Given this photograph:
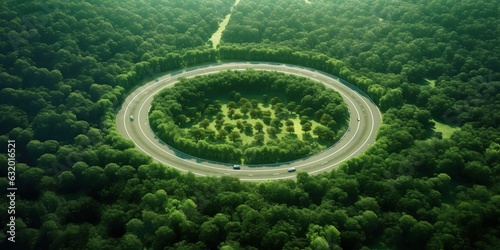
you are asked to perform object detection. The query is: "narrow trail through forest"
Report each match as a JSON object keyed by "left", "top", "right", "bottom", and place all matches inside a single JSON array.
[{"left": 209, "top": 0, "right": 241, "bottom": 48}]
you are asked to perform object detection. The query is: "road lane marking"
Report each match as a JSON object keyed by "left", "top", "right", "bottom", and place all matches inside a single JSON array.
[{"left": 119, "top": 62, "right": 381, "bottom": 180}]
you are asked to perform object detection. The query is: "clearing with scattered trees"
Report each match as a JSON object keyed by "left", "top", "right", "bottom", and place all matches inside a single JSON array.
[{"left": 150, "top": 70, "right": 348, "bottom": 164}]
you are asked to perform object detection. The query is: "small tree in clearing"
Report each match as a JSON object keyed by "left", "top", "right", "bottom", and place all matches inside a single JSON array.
[
  {"left": 267, "top": 127, "right": 277, "bottom": 136},
  {"left": 217, "top": 129, "right": 228, "bottom": 139},
  {"left": 199, "top": 119, "right": 210, "bottom": 129},
  {"left": 254, "top": 122, "right": 264, "bottom": 132},
  {"left": 254, "top": 133, "right": 265, "bottom": 143},
  {"left": 302, "top": 122, "right": 312, "bottom": 133},
  {"left": 229, "top": 131, "right": 241, "bottom": 142}
]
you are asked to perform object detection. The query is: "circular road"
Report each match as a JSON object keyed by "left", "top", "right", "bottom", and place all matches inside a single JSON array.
[{"left": 116, "top": 62, "right": 382, "bottom": 181}]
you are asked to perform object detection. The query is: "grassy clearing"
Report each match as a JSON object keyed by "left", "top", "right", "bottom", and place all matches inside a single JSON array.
[
  {"left": 208, "top": 0, "right": 241, "bottom": 48},
  {"left": 210, "top": 103, "right": 323, "bottom": 144},
  {"left": 433, "top": 119, "right": 460, "bottom": 139}
]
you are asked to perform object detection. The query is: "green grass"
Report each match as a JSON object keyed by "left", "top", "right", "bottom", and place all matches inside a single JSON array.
[
  {"left": 433, "top": 119, "right": 460, "bottom": 139},
  {"left": 181, "top": 96, "right": 330, "bottom": 146},
  {"left": 423, "top": 78, "right": 436, "bottom": 88},
  {"left": 208, "top": 103, "right": 323, "bottom": 144}
]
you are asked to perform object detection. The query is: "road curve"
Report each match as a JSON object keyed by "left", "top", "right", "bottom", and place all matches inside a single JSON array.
[{"left": 116, "top": 62, "right": 382, "bottom": 181}]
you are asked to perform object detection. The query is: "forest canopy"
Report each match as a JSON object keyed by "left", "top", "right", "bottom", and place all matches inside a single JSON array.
[
  {"left": 149, "top": 70, "right": 348, "bottom": 164},
  {"left": 0, "top": 0, "right": 499, "bottom": 249}
]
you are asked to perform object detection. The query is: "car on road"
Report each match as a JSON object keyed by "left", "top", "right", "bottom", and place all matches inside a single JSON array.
[
  {"left": 118, "top": 62, "right": 381, "bottom": 180},
  {"left": 287, "top": 167, "right": 296, "bottom": 172},
  {"left": 233, "top": 165, "right": 241, "bottom": 170},
  {"left": 357, "top": 118, "right": 360, "bottom": 122}
]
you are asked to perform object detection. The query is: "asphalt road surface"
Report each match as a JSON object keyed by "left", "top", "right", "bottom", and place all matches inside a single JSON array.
[{"left": 116, "top": 62, "right": 382, "bottom": 181}]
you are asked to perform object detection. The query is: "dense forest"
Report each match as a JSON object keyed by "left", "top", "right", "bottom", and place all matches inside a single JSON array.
[
  {"left": 1, "top": 0, "right": 499, "bottom": 249},
  {"left": 150, "top": 70, "right": 348, "bottom": 164}
]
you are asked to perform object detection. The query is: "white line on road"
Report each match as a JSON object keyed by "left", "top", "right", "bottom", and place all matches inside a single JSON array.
[{"left": 117, "top": 62, "right": 382, "bottom": 181}]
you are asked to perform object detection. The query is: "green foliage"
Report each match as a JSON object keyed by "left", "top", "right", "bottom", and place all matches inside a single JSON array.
[
  {"left": 149, "top": 70, "right": 348, "bottom": 164},
  {"left": 1, "top": 0, "right": 499, "bottom": 249}
]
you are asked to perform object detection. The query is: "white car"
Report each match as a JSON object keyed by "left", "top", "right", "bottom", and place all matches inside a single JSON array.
[
  {"left": 233, "top": 165, "right": 241, "bottom": 170},
  {"left": 130, "top": 115, "right": 134, "bottom": 121},
  {"left": 287, "top": 167, "right": 296, "bottom": 172}
]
